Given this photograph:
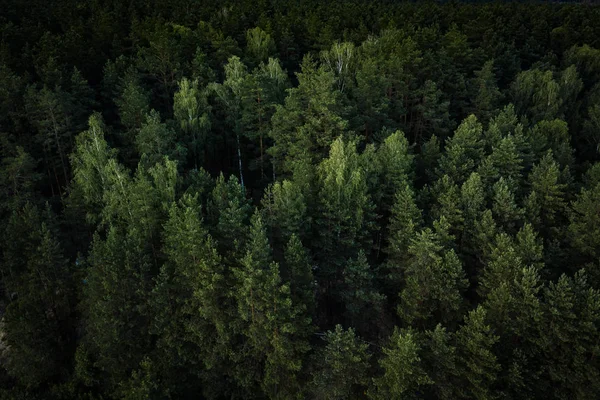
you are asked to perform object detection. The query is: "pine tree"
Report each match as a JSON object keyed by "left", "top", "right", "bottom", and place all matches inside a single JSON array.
[
  {"left": 539, "top": 271, "right": 600, "bottom": 399},
  {"left": 70, "top": 113, "right": 117, "bottom": 224},
  {"left": 207, "top": 173, "right": 251, "bottom": 261},
  {"left": 116, "top": 69, "right": 150, "bottom": 133},
  {"left": 79, "top": 226, "right": 154, "bottom": 392},
  {"left": 470, "top": 60, "right": 502, "bottom": 123},
  {"left": 1, "top": 204, "right": 75, "bottom": 388},
  {"left": 479, "top": 135, "right": 524, "bottom": 192},
  {"left": 385, "top": 184, "right": 422, "bottom": 286},
  {"left": 568, "top": 171, "right": 600, "bottom": 262},
  {"left": 316, "top": 137, "right": 375, "bottom": 280},
  {"left": 342, "top": 250, "right": 385, "bottom": 331},
  {"left": 268, "top": 55, "right": 349, "bottom": 177},
  {"left": 437, "top": 115, "right": 485, "bottom": 185},
  {"left": 411, "top": 79, "right": 453, "bottom": 142},
  {"left": 232, "top": 212, "right": 310, "bottom": 398},
  {"left": 370, "top": 329, "right": 432, "bottom": 399},
  {"left": 173, "top": 77, "right": 211, "bottom": 169},
  {"left": 422, "top": 325, "right": 457, "bottom": 400},
  {"left": 430, "top": 175, "right": 464, "bottom": 234},
  {"left": 460, "top": 172, "right": 486, "bottom": 225},
  {"left": 283, "top": 234, "right": 316, "bottom": 317},
  {"left": 136, "top": 110, "right": 186, "bottom": 168},
  {"left": 261, "top": 179, "right": 308, "bottom": 249},
  {"left": 515, "top": 223, "right": 544, "bottom": 271},
  {"left": 524, "top": 151, "right": 567, "bottom": 236},
  {"left": 149, "top": 194, "right": 227, "bottom": 395},
  {"left": 454, "top": 306, "right": 501, "bottom": 400},
  {"left": 479, "top": 233, "right": 522, "bottom": 298},
  {"left": 492, "top": 177, "right": 524, "bottom": 233},
  {"left": 310, "top": 325, "right": 371, "bottom": 400},
  {"left": 375, "top": 129, "right": 414, "bottom": 214},
  {"left": 399, "top": 223, "right": 468, "bottom": 328},
  {"left": 482, "top": 266, "right": 544, "bottom": 399}
]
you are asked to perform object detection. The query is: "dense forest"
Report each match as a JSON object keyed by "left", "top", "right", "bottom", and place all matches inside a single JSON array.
[{"left": 1, "top": 0, "right": 600, "bottom": 398}]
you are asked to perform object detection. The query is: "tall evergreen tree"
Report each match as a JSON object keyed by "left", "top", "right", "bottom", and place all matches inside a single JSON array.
[
  {"left": 370, "top": 329, "right": 432, "bottom": 399},
  {"left": 398, "top": 221, "right": 468, "bottom": 328},
  {"left": 1, "top": 205, "right": 75, "bottom": 389},
  {"left": 315, "top": 137, "right": 375, "bottom": 281},
  {"left": 454, "top": 306, "right": 501, "bottom": 400},
  {"left": 232, "top": 212, "right": 310, "bottom": 398},
  {"left": 310, "top": 325, "right": 371, "bottom": 400}
]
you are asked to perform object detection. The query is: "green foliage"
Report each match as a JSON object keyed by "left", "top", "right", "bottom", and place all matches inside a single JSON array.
[
  {"left": 232, "top": 212, "right": 310, "bottom": 398},
  {"left": 1, "top": 205, "right": 74, "bottom": 389},
  {"left": 569, "top": 174, "right": 600, "bottom": 261},
  {"left": 245, "top": 27, "right": 276, "bottom": 67},
  {"left": 398, "top": 222, "right": 468, "bottom": 328},
  {"left": 371, "top": 329, "right": 432, "bottom": 399},
  {"left": 316, "top": 137, "right": 375, "bottom": 278},
  {"left": 4, "top": 2, "right": 600, "bottom": 397},
  {"left": 208, "top": 173, "right": 251, "bottom": 260},
  {"left": 454, "top": 306, "right": 501, "bottom": 400},
  {"left": 269, "top": 55, "right": 349, "bottom": 176},
  {"left": 438, "top": 115, "right": 485, "bottom": 184},
  {"left": 342, "top": 251, "right": 385, "bottom": 330},
  {"left": 310, "top": 325, "right": 371, "bottom": 400},
  {"left": 173, "top": 77, "right": 211, "bottom": 168},
  {"left": 136, "top": 110, "right": 186, "bottom": 167},
  {"left": 470, "top": 60, "right": 502, "bottom": 123},
  {"left": 385, "top": 184, "right": 422, "bottom": 285}
]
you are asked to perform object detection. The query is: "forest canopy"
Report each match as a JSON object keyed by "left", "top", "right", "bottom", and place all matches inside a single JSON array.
[{"left": 1, "top": 0, "right": 600, "bottom": 398}]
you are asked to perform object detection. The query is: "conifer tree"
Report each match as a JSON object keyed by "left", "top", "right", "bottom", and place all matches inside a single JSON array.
[
  {"left": 524, "top": 151, "right": 567, "bottom": 236},
  {"left": 538, "top": 271, "right": 600, "bottom": 399},
  {"left": 269, "top": 55, "right": 349, "bottom": 177},
  {"left": 385, "top": 184, "right": 422, "bottom": 286},
  {"left": 470, "top": 60, "right": 502, "bottom": 123},
  {"left": 173, "top": 77, "right": 211, "bottom": 168},
  {"left": 430, "top": 175, "right": 464, "bottom": 234},
  {"left": 283, "top": 234, "right": 316, "bottom": 317},
  {"left": 207, "top": 173, "right": 251, "bottom": 261},
  {"left": 422, "top": 325, "right": 457, "bottom": 400},
  {"left": 116, "top": 69, "right": 151, "bottom": 133},
  {"left": 261, "top": 179, "right": 308, "bottom": 249},
  {"left": 316, "top": 137, "right": 375, "bottom": 280},
  {"left": 310, "top": 325, "right": 371, "bottom": 400},
  {"left": 1, "top": 204, "right": 75, "bottom": 389},
  {"left": 136, "top": 109, "right": 186, "bottom": 168},
  {"left": 399, "top": 222, "right": 468, "bottom": 328},
  {"left": 370, "top": 329, "right": 432, "bottom": 399},
  {"left": 437, "top": 114, "right": 485, "bottom": 185},
  {"left": 375, "top": 129, "right": 414, "bottom": 214},
  {"left": 492, "top": 177, "right": 524, "bottom": 233},
  {"left": 232, "top": 212, "right": 310, "bottom": 398},
  {"left": 149, "top": 194, "right": 227, "bottom": 395},
  {"left": 568, "top": 171, "right": 600, "bottom": 263},
  {"left": 454, "top": 306, "right": 501, "bottom": 400},
  {"left": 342, "top": 250, "right": 385, "bottom": 330},
  {"left": 70, "top": 113, "right": 117, "bottom": 224}
]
